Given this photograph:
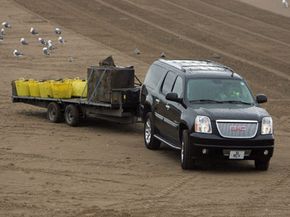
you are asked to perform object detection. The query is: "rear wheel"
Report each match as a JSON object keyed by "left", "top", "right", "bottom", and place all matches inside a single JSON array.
[
  {"left": 47, "top": 102, "right": 63, "bottom": 123},
  {"left": 144, "top": 113, "right": 161, "bottom": 150},
  {"left": 181, "top": 130, "right": 194, "bottom": 170},
  {"left": 64, "top": 104, "right": 80, "bottom": 127},
  {"left": 255, "top": 159, "right": 270, "bottom": 171}
]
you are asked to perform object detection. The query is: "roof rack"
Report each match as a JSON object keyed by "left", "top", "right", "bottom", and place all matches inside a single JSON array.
[{"left": 159, "top": 59, "right": 235, "bottom": 76}]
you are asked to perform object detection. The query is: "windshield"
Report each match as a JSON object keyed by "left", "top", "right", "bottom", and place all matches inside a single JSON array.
[{"left": 186, "top": 78, "right": 254, "bottom": 104}]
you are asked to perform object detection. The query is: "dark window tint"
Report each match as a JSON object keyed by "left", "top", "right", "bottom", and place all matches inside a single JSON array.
[
  {"left": 144, "top": 64, "right": 167, "bottom": 89},
  {"left": 162, "top": 71, "right": 176, "bottom": 95},
  {"left": 186, "top": 78, "right": 254, "bottom": 103},
  {"left": 172, "top": 76, "right": 183, "bottom": 98}
]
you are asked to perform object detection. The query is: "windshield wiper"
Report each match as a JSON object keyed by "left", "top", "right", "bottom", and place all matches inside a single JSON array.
[
  {"left": 189, "top": 99, "right": 223, "bottom": 103},
  {"left": 221, "top": 100, "right": 253, "bottom": 105}
]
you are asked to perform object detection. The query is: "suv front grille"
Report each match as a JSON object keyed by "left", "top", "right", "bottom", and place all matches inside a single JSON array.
[{"left": 216, "top": 120, "right": 258, "bottom": 139}]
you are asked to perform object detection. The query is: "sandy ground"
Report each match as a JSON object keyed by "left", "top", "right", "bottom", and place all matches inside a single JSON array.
[{"left": 0, "top": 0, "right": 290, "bottom": 216}]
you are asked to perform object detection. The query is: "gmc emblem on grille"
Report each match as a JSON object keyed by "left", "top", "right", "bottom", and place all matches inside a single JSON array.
[{"left": 230, "top": 125, "right": 246, "bottom": 132}]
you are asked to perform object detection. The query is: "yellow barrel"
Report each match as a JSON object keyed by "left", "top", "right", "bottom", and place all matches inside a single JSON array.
[
  {"left": 15, "top": 79, "right": 30, "bottom": 96},
  {"left": 51, "top": 81, "right": 72, "bottom": 99},
  {"left": 72, "top": 78, "right": 87, "bottom": 97},
  {"left": 28, "top": 80, "right": 40, "bottom": 97},
  {"left": 39, "top": 80, "right": 54, "bottom": 98}
]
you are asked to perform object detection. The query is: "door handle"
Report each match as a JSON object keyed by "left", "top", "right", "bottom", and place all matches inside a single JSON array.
[
  {"left": 165, "top": 104, "right": 170, "bottom": 110},
  {"left": 155, "top": 99, "right": 160, "bottom": 103}
]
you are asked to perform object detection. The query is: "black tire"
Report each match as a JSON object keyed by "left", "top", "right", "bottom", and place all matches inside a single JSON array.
[
  {"left": 144, "top": 113, "right": 161, "bottom": 150},
  {"left": 181, "top": 130, "right": 194, "bottom": 170},
  {"left": 64, "top": 104, "right": 80, "bottom": 127},
  {"left": 255, "top": 159, "right": 270, "bottom": 171},
  {"left": 47, "top": 102, "right": 63, "bottom": 123}
]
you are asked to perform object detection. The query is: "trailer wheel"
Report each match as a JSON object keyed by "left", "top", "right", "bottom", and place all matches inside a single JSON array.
[
  {"left": 47, "top": 102, "right": 63, "bottom": 123},
  {"left": 64, "top": 104, "right": 80, "bottom": 127}
]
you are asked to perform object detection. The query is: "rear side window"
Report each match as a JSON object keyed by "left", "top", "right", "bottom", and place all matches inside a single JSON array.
[
  {"left": 172, "top": 76, "right": 183, "bottom": 97},
  {"left": 144, "top": 64, "right": 167, "bottom": 89},
  {"left": 162, "top": 71, "right": 176, "bottom": 95}
]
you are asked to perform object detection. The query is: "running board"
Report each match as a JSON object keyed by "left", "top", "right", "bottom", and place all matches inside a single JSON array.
[{"left": 154, "top": 135, "right": 181, "bottom": 150}]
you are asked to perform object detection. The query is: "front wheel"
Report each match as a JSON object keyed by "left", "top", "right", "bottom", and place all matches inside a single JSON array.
[
  {"left": 255, "top": 159, "right": 270, "bottom": 171},
  {"left": 181, "top": 130, "right": 194, "bottom": 170},
  {"left": 144, "top": 113, "right": 161, "bottom": 150},
  {"left": 64, "top": 104, "right": 80, "bottom": 127}
]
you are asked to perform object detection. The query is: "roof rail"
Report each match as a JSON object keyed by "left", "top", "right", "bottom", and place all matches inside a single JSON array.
[{"left": 159, "top": 59, "right": 235, "bottom": 76}]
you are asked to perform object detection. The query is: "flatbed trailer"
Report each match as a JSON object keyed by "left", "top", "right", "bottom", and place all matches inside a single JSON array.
[{"left": 12, "top": 87, "right": 141, "bottom": 126}]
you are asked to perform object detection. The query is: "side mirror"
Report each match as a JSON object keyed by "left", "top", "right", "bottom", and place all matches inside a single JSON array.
[
  {"left": 256, "top": 94, "right": 267, "bottom": 104},
  {"left": 166, "top": 93, "right": 183, "bottom": 103}
]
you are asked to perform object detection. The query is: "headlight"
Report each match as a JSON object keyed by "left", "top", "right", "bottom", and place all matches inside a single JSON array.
[
  {"left": 261, "top": 117, "right": 273, "bottom": 135},
  {"left": 195, "top": 116, "right": 212, "bottom": 134}
]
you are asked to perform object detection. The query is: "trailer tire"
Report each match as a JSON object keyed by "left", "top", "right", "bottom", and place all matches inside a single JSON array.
[
  {"left": 64, "top": 104, "right": 80, "bottom": 127},
  {"left": 47, "top": 102, "right": 63, "bottom": 123}
]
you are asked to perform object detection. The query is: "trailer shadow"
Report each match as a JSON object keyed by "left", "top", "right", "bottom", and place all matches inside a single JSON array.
[{"left": 80, "top": 117, "right": 144, "bottom": 134}]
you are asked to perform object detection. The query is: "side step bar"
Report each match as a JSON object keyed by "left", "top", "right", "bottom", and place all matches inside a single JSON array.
[{"left": 154, "top": 135, "right": 181, "bottom": 150}]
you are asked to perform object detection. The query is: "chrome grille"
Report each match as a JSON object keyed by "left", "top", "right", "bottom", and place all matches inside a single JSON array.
[{"left": 216, "top": 120, "right": 258, "bottom": 138}]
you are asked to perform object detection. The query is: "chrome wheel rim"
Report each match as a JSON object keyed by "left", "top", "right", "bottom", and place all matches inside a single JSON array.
[
  {"left": 181, "top": 140, "right": 185, "bottom": 163},
  {"left": 145, "top": 119, "right": 152, "bottom": 144}
]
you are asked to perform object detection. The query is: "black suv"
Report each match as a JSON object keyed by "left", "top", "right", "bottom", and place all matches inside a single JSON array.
[{"left": 140, "top": 59, "right": 274, "bottom": 170}]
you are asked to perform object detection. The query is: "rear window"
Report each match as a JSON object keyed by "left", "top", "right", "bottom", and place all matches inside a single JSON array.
[{"left": 144, "top": 64, "right": 167, "bottom": 89}]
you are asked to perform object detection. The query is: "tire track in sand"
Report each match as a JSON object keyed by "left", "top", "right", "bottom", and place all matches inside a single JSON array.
[{"left": 95, "top": 0, "right": 290, "bottom": 81}]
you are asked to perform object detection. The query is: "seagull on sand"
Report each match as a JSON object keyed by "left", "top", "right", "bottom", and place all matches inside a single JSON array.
[
  {"left": 2, "top": 21, "right": 11, "bottom": 28},
  {"left": 38, "top": 37, "right": 47, "bottom": 46},
  {"left": 54, "top": 27, "right": 61, "bottom": 35},
  {"left": 58, "top": 36, "right": 64, "bottom": 44},
  {"left": 47, "top": 40, "right": 54, "bottom": 50},
  {"left": 42, "top": 47, "right": 50, "bottom": 56},
  {"left": 1, "top": 28, "right": 5, "bottom": 35},
  {"left": 20, "top": 38, "right": 28, "bottom": 45},
  {"left": 282, "top": 0, "right": 289, "bottom": 7},
  {"left": 30, "top": 27, "right": 38, "bottom": 35},
  {"left": 134, "top": 48, "right": 141, "bottom": 55},
  {"left": 13, "top": 49, "right": 23, "bottom": 57},
  {"left": 160, "top": 52, "right": 166, "bottom": 58}
]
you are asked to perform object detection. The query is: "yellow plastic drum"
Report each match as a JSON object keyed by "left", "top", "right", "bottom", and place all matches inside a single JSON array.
[
  {"left": 72, "top": 79, "right": 87, "bottom": 97},
  {"left": 15, "top": 79, "right": 30, "bottom": 96},
  {"left": 51, "top": 81, "right": 72, "bottom": 99},
  {"left": 39, "top": 80, "right": 54, "bottom": 98},
  {"left": 28, "top": 80, "right": 40, "bottom": 97}
]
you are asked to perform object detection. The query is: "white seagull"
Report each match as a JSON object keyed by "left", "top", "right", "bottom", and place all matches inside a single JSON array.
[
  {"left": 58, "top": 36, "right": 64, "bottom": 44},
  {"left": 160, "top": 52, "right": 166, "bottom": 58},
  {"left": 20, "top": 38, "right": 28, "bottom": 45},
  {"left": 47, "top": 40, "right": 54, "bottom": 50},
  {"left": 282, "top": 0, "right": 289, "bottom": 7},
  {"left": 13, "top": 49, "right": 23, "bottom": 57},
  {"left": 30, "top": 27, "right": 38, "bottom": 35},
  {"left": 134, "top": 48, "right": 141, "bottom": 55},
  {"left": 2, "top": 21, "right": 11, "bottom": 28},
  {"left": 38, "top": 37, "right": 47, "bottom": 46},
  {"left": 42, "top": 47, "right": 50, "bottom": 56},
  {"left": 1, "top": 28, "right": 5, "bottom": 35},
  {"left": 54, "top": 27, "right": 61, "bottom": 35}
]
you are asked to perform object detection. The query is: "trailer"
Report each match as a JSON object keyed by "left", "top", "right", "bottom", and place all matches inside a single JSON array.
[{"left": 12, "top": 63, "right": 141, "bottom": 126}]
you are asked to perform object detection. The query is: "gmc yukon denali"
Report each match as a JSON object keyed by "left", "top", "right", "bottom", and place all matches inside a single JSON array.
[{"left": 140, "top": 59, "right": 274, "bottom": 170}]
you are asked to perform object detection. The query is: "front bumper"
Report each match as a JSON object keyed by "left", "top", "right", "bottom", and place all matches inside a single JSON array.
[{"left": 190, "top": 132, "right": 274, "bottom": 160}]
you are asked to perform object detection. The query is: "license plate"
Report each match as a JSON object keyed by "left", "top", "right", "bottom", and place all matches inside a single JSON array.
[{"left": 229, "top": 150, "right": 245, "bottom": 159}]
